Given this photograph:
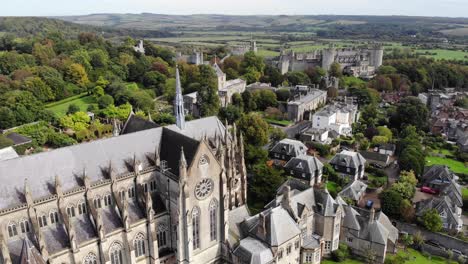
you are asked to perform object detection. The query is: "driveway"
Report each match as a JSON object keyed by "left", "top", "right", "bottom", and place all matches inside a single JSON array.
[
  {"left": 384, "top": 162, "right": 400, "bottom": 185},
  {"left": 282, "top": 121, "right": 311, "bottom": 138}
]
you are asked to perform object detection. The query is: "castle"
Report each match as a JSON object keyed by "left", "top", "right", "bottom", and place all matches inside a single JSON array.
[{"left": 278, "top": 45, "right": 384, "bottom": 78}]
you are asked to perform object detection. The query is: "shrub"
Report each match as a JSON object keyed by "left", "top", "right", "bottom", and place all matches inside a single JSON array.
[{"left": 331, "top": 243, "right": 350, "bottom": 262}]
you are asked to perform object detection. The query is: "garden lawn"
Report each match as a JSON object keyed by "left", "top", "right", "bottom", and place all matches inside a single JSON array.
[
  {"left": 393, "top": 248, "right": 457, "bottom": 264},
  {"left": 425, "top": 156, "right": 468, "bottom": 174},
  {"left": 46, "top": 94, "right": 97, "bottom": 117},
  {"left": 263, "top": 118, "right": 292, "bottom": 127},
  {"left": 322, "top": 259, "right": 362, "bottom": 264}
]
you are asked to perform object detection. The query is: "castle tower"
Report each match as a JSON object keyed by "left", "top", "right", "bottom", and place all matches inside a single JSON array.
[
  {"left": 322, "top": 46, "right": 337, "bottom": 71},
  {"left": 174, "top": 66, "right": 186, "bottom": 130},
  {"left": 369, "top": 44, "right": 384, "bottom": 68}
]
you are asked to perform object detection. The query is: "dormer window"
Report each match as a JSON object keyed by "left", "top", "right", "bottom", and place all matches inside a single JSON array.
[{"left": 296, "top": 162, "right": 303, "bottom": 169}]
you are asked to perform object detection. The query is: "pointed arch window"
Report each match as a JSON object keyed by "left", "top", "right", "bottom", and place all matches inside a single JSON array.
[
  {"left": 67, "top": 204, "right": 76, "bottom": 217},
  {"left": 209, "top": 199, "right": 218, "bottom": 241},
  {"left": 20, "top": 219, "right": 30, "bottom": 233},
  {"left": 78, "top": 201, "right": 87, "bottom": 215},
  {"left": 83, "top": 252, "right": 98, "bottom": 264},
  {"left": 104, "top": 194, "right": 113, "bottom": 207},
  {"left": 192, "top": 207, "right": 200, "bottom": 250},
  {"left": 133, "top": 233, "right": 146, "bottom": 257},
  {"left": 7, "top": 222, "right": 17, "bottom": 237},
  {"left": 38, "top": 215, "right": 48, "bottom": 227},
  {"left": 119, "top": 189, "right": 126, "bottom": 201},
  {"left": 128, "top": 186, "right": 135, "bottom": 199},
  {"left": 94, "top": 196, "right": 102, "bottom": 209},
  {"left": 110, "top": 242, "right": 124, "bottom": 264},
  {"left": 50, "top": 210, "right": 59, "bottom": 224}
]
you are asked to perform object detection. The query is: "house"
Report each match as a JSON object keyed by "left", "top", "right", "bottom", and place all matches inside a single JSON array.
[
  {"left": 299, "top": 127, "right": 331, "bottom": 144},
  {"left": 359, "top": 151, "right": 390, "bottom": 168},
  {"left": 287, "top": 88, "right": 327, "bottom": 122},
  {"left": 311, "top": 102, "right": 359, "bottom": 137},
  {"left": 341, "top": 206, "right": 398, "bottom": 263},
  {"left": 457, "top": 135, "right": 468, "bottom": 153},
  {"left": 269, "top": 138, "right": 308, "bottom": 162},
  {"left": 329, "top": 150, "right": 367, "bottom": 181},
  {"left": 213, "top": 63, "right": 246, "bottom": 106},
  {"left": 283, "top": 155, "right": 324, "bottom": 185},
  {"left": 415, "top": 196, "right": 463, "bottom": 232},
  {"left": 378, "top": 143, "right": 396, "bottom": 156},
  {"left": 183, "top": 91, "right": 200, "bottom": 116},
  {"left": 338, "top": 180, "right": 368, "bottom": 204},
  {"left": 420, "top": 165, "right": 458, "bottom": 192}
]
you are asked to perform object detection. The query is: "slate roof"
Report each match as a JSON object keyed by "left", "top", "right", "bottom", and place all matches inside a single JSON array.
[
  {"left": 338, "top": 180, "right": 368, "bottom": 202},
  {"left": 329, "top": 150, "right": 366, "bottom": 169},
  {"left": 284, "top": 155, "right": 323, "bottom": 176},
  {"left": 241, "top": 206, "right": 300, "bottom": 247},
  {"left": 233, "top": 237, "right": 274, "bottom": 264},
  {"left": 160, "top": 128, "right": 199, "bottom": 177},
  {"left": 421, "top": 165, "right": 457, "bottom": 187},
  {"left": 0, "top": 116, "right": 226, "bottom": 210},
  {"left": 41, "top": 225, "right": 69, "bottom": 253},
  {"left": 342, "top": 206, "right": 398, "bottom": 245},
  {"left": 5, "top": 132, "right": 32, "bottom": 146},
  {"left": 270, "top": 139, "right": 307, "bottom": 158},
  {"left": 18, "top": 237, "right": 46, "bottom": 264},
  {"left": 359, "top": 151, "right": 389, "bottom": 163},
  {"left": 302, "top": 234, "right": 322, "bottom": 249},
  {"left": 120, "top": 112, "right": 159, "bottom": 135},
  {"left": 228, "top": 205, "right": 251, "bottom": 246},
  {"left": 415, "top": 196, "right": 462, "bottom": 228}
]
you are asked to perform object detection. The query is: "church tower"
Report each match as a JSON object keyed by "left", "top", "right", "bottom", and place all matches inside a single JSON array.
[{"left": 174, "top": 66, "right": 186, "bottom": 130}]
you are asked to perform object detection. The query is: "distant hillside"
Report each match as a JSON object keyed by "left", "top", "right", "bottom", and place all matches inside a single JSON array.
[
  {"left": 56, "top": 14, "right": 468, "bottom": 39},
  {"left": 0, "top": 17, "right": 173, "bottom": 38}
]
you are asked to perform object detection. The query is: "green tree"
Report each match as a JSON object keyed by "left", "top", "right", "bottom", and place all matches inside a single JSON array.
[
  {"left": 21, "top": 77, "right": 55, "bottom": 102},
  {"left": 0, "top": 107, "right": 17, "bottom": 129},
  {"left": 252, "top": 90, "right": 278, "bottom": 111},
  {"left": 66, "top": 63, "right": 90, "bottom": 87},
  {"left": 305, "top": 66, "right": 326, "bottom": 84},
  {"left": 67, "top": 104, "right": 80, "bottom": 115},
  {"left": 286, "top": 71, "right": 310, "bottom": 86},
  {"left": 218, "top": 105, "right": 242, "bottom": 124},
  {"left": 400, "top": 199, "right": 415, "bottom": 222},
  {"left": 329, "top": 62, "right": 342, "bottom": 78},
  {"left": 98, "top": 95, "right": 114, "bottom": 109},
  {"left": 261, "top": 64, "right": 284, "bottom": 87},
  {"left": 241, "top": 51, "right": 265, "bottom": 73},
  {"left": 390, "top": 97, "right": 428, "bottom": 131},
  {"left": 237, "top": 113, "right": 270, "bottom": 146},
  {"left": 401, "top": 233, "right": 413, "bottom": 251},
  {"left": 372, "top": 136, "right": 389, "bottom": 145},
  {"left": 421, "top": 208, "right": 443, "bottom": 232},
  {"left": 197, "top": 65, "right": 220, "bottom": 116},
  {"left": 377, "top": 126, "right": 393, "bottom": 141},
  {"left": 250, "top": 163, "right": 284, "bottom": 204},
  {"left": 275, "top": 88, "right": 291, "bottom": 102},
  {"left": 242, "top": 90, "right": 257, "bottom": 112},
  {"left": 380, "top": 189, "right": 403, "bottom": 218},
  {"left": 32, "top": 42, "right": 56, "bottom": 65},
  {"left": 89, "top": 49, "right": 109, "bottom": 68}
]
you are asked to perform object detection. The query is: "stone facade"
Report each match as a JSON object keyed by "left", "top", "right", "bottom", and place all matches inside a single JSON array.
[
  {"left": 278, "top": 45, "right": 383, "bottom": 77},
  {"left": 287, "top": 88, "right": 328, "bottom": 122}
]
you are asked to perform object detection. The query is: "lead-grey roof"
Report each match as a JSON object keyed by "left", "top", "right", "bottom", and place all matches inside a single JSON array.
[
  {"left": 228, "top": 205, "right": 251, "bottom": 246},
  {"left": 0, "top": 117, "right": 227, "bottom": 210},
  {"left": 342, "top": 206, "right": 398, "bottom": 245},
  {"left": 0, "top": 147, "right": 19, "bottom": 161},
  {"left": 233, "top": 237, "right": 274, "bottom": 264},
  {"left": 330, "top": 150, "right": 366, "bottom": 169},
  {"left": 270, "top": 139, "right": 307, "bottom": 158},
  {"left": 338, "top": 180, "right": 368, "bottom": 202},
  {"left": 120, "top": 112, "right": 159, "bottom": 135},
  {"left": 284, "top": 155, "right": 323, "bottom": 175}
]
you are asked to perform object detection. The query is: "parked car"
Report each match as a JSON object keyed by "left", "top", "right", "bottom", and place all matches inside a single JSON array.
[
  {"left": 421, "top": 186, "right": 439, "bottom": 195},
  {"left": 365, "top": 200, "right": 374, "bottom": 209}
]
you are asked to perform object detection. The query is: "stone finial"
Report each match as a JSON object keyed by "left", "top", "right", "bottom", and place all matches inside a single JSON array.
[
  {"left": 55, "top": 175, "right": 63, "bottom": 197},
  {"left": 179, "top": 147, "right": 187, "bottom": 169},
  {"left": 174, "top": 65, "right": 186, "bottom": 130},
  {"left": 24, "top": 178, "right": 33, "bottom": 205},
  {"left": 154, "top": 145, "right": 160, "bottom": 167},
  {"left": 83, "top": 168, "right": 91, "bottom": 189},
  {"left": 122, "top": 199, "right": 130, "bottom": 230}
]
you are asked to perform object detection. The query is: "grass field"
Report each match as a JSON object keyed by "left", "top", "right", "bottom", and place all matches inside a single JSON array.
[
  {"left": 323, "top": 249, "right": 456, "bottom": 264},
  {"left": 416, "top": 49, "right": 468, "bottom": 61},
  {"left": 263, "top": 117, "right": 292, "bottom": 126},
  {"left": 322, "top": 259, "right": 361, "bottom": 264},
  {"left": 425, "top": 156, "right": 468, "bottom": 174},
  {"left": 46, "top": 94, "right": 97, "bottom": 117}
]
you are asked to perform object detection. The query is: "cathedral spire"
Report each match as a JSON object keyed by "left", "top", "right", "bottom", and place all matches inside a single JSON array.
[{"left": 174, "top": 66, "right": 185, "bottom": 130}]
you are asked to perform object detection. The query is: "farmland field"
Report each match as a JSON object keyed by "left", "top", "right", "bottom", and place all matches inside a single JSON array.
[{"left": 416, "top": 49, "right": 468, "bottom": 61}]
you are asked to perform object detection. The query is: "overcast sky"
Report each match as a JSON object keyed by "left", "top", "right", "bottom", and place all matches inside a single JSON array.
[{"left": 0, "top": 0, "right": 466, "bottom": 17}]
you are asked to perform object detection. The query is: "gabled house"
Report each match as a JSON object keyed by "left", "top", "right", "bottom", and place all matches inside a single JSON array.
[
  {"left": 421, "top": 165, "right": 458, "bottom": 192},
  {"left": 338, "top": 180, "right": 368, "bottom": 204},
  {"left": 284, "top": 155, "right": 324, "bottom": 186},
  {"left": 341, "top": 206, "right": 398, "bottom": 264},
  {"left": 269, "top": 139, "right": 308, "bottom": 162},
  {"left": 415, "top": 195, "right": 463, "bottom": 232},
  {"left": 329, "top": 150, "right": 366, "bottom": 181},
  {"left": 359, "top": 151, "right": 390, "bottom": 168},
  {"left": 378, "top": 143, "right": 396, "bottom": 156}
]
